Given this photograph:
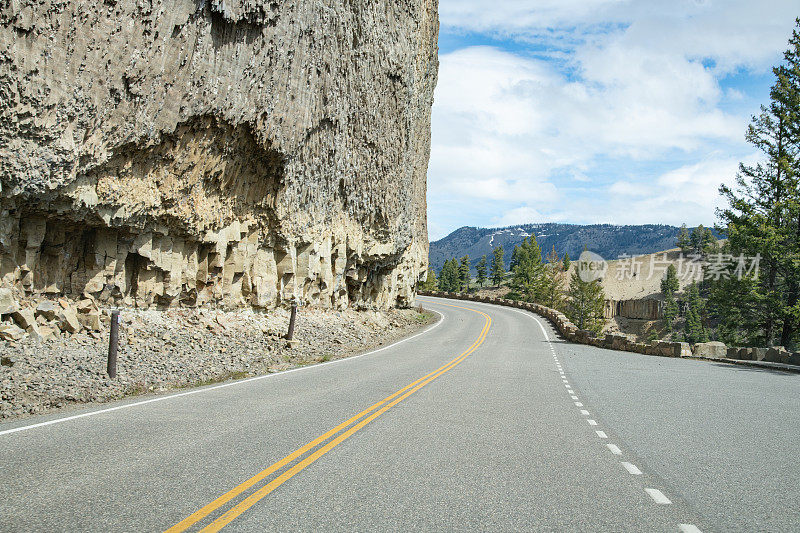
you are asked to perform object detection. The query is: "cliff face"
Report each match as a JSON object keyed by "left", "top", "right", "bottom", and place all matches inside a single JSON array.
[{"left": 0, "top": 0, "right": 438, "bottom": 309}]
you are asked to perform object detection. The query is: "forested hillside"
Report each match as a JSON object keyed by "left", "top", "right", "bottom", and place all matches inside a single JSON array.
[{"left": 429, "top": 223, "right": 721, "bottom": 273}]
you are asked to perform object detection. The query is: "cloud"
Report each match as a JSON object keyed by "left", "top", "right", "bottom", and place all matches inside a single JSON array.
[
  {"left": 427, "top": 2, "right": 795, "bottom": 238},
  {"left": 494, "top": 206, "right": 546, "bottom": 227}
]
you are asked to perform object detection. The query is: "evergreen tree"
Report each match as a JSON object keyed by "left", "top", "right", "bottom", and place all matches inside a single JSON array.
[
  {"left": 490, "top": 246, "right": 506, "bottom": 285},
  {"left": 716, "top": 19, "right": 800, "bottom": 348},
  {"left": 684, "top": 282, "right": 709, "bottom": 344},
  {"left": 509, "top": 245, "right": 521, "bottom": 273},
  {"left": 661, "top": 264, "right": 680, "bottom": 295},
  {"left": 510, "top": 236, "right": 548, "bottom": 302},
  {"left": 661, "top": 264, "right": 680, "bottom": 334},
  {"left": 688, "top": 224, "right": 717, "bottom": 256},
  {"left": 475, "top": 255, "right": 488, "bottom": 287},
  {"left": 438, "top": 258, "right": 460, "bottom": 293},
  {"left": 541, "top": 246, "right": 566, "bottom": 310},
  {"left": 676, "top": 224, "right": 691, "bottom": 253},
  {"left": 566, "top": 269, "right": 606, "bottom": 334},
  {"left": 420, "top": 266, "right": 437, "bottom": 291},
  {"left": 562, "top": 252, "right": 571, "bottom": 272},
  {"left": 459, "top": 255, "right": 471, "bottom": 292}
]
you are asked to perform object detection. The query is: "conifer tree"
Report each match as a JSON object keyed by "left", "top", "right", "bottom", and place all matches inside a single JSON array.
[
  {"left": 490, "top": 246, "right": 506, "bottom": 286},
  {"left": 661, "top": 264, "right": 680, "bottom": 334},
  {"left": 684, "top": 282, "right": 709, "bottom": 344},
  {"left": 541, "top": 246, "right": 566, "bottom": 309},
  {"left": 676, "top": 224, "right": 691, "bottom": 253},
  {"left": 459, "top": 255, "right": 471, "bottom": 292},
  {"left": 566, "top": 269, "right": 606, "bottom": 334},
  {"left": 438, "top": 258, "right": 460, "bottom": 293},
  {"left": 510, "top": 236, "right": 548, "bottom": 301},
  {"left": 716, "top": 19, "right": 800, "bottom": 348},
  {"left": 562, "top": 252, "right": 571, "bottom": 272},
  {"left": 475, "top": 255, "right": 488, "bottom": 287}
]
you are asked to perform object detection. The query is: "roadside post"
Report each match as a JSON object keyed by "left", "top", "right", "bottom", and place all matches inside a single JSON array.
[
  {"left": 286, "top": 300, "right": 298, "bottom": 342},
  {"left": 108, "top": 309, "right": 120, "bottom": 378}
]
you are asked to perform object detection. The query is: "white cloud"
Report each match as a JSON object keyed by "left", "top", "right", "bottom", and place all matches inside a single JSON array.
[
  {"left": 428, "top": 2, "right": 795, "bottom": 238},
  {"left": 494, "top": 206, "right": 546, "bottom": 227},
  {"left": 439, "top": 0, "right": 798, "bottom": 72}
]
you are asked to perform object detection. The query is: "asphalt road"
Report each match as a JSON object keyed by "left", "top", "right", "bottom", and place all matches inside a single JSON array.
[{"left": 1, "top": 297, "right": 798, "bottom": 532}]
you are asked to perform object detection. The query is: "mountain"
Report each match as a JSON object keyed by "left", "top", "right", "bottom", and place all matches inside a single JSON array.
[{"left": 429, "top": 223, "right": 722, "bottom": 273}]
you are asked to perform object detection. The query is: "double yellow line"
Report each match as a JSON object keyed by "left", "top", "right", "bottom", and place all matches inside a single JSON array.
[{"left": 166, "top": 302, "right": 491, "bottom": 532}]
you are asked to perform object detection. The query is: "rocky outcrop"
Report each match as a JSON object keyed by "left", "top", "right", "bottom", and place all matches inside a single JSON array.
[{"left": 0, "top": 0, "right": 438, "bottom": 310}]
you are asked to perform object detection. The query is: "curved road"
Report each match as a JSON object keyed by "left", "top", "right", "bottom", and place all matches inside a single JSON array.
[{"left": 1, "top": 297, "right": 798, "bottom": 532}]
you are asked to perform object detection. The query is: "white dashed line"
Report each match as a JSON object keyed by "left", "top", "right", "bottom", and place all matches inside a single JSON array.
[
  {"left": 595, "top": 430, "right": 608, "bottom": 439},
  {"left": 567, "top": 389, "right": 574, "bottom": 394},
  {"left": 571, "top": 395, "right": 579, "bottom": 400},
  {"left": 645, "top": 488, "right": 672, "bottom": 504},
  {"left": 587, "top": 419, "right": 598, "bottom": 426},
  {"left": 679, "top": 524, "right": 703, "bottom": 533},
  {"left": 621, "top": 462, "right": 642, "bottom": 475},
  {"left": 575, "top": 402, "right": 583, "bottom": 407},
  {"left": 580, "top": 410, "right": 590, "bottom": 416},
  {"left": 606, "top": 444, "right": 622, "bottom": 455}
]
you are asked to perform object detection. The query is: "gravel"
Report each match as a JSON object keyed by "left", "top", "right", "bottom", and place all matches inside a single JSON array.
[{"left": 0, "top": 306, "right": 436, "bottom": 420}]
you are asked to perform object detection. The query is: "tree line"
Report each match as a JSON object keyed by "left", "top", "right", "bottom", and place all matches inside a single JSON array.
[{"left": 421, "top": 236, "right": 606, "bottom": 334}]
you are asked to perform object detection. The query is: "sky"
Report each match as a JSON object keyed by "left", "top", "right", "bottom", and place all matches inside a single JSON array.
[{"left": 427, "top": 0, "right": 799, "bottom": 241}]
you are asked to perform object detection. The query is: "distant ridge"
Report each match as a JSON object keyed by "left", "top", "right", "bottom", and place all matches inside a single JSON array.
[{"left": 428, "top": 223, "right": 722, "bottom": 273}]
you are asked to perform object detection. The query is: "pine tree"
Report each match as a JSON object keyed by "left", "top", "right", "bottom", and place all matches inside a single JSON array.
[
  {"left": 490, "top": 246, "right": 506, "bottom": 286},
  {"left": 562, "top": 252, "right": 571, "bottom": 272},
  {"left": 475, "top": 255, "right": 488, "bottom": 287},
  {"left": 676, "top": 224, "right": 691, "bottom": 253},
  {"left": 688, "top": 225, "right": 717, "bottom": 257},
  {"left": 566, "top": 269, "right": 606, "bottom": 334},
  {"left": 459, "top": 255, "right": 471, "bottom": 292},
  {"left": 510, "top": 236, "right": 548, "bottom": 302},
  {"left": 684, "top": 282, "right": 709, "bottom": 344},
  {"left": 716, "top": 19, "right": 800, "bottom": 348},
  {"left": 661, "top": 264, "right": 679, "bottom": 295},
  {"left": 438, "top": 258, "right": 460, "bottom": 293},
  {"left": 661, "top": 264, "right": 680, "bottom": 334},
  {"left": 541, "top": 245, "right": 566, "bottom": 309},
  {"left": 420, "top": 266, "right": 437, "bottom": 291}
]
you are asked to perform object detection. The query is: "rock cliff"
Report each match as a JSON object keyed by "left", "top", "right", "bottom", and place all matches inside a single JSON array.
[{"left": 0, "top": 0, "right": 438, "bottom": 309}]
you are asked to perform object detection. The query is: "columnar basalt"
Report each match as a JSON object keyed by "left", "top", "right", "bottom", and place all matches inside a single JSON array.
[{"left": 0, "top": 0, "right": 438, "bottom": 309}]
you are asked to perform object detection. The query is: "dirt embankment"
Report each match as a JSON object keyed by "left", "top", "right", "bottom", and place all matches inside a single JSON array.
[{"left": 0, "top": 306, "right": 437, "bottom": 420}]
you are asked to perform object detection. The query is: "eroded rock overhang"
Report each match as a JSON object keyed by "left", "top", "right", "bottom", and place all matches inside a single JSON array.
[{"left": 0, "top": 0, "right": 439, "bottom": 309}]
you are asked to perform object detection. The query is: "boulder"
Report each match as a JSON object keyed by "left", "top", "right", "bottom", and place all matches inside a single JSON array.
[
  {"left": 765, "top": 346, "right": 791, "bottom": 364},
  {"left": 611, "top": 335, "right": 628, "bottom": 351},
  {"left": 0, "top": 287, "right": 18, "bottom": 315},
  {"left": 750, "top": 347, "right": 768, "bottom": 361},
  {"left": 57, "top": 307, "right": 82, "bottom": 334},
  {"left": 11, "top": 308, "right": 36, "bottom": 330},
  {"left": 789, "top": 352, "right": 800, "bottom": 366},
  {"left": 78, "top": 312, "right": 103, "bottom": 332},
  {"left": 76, "top": 299, "right": 97, "bottom": 314},
  {"left": 36, "top": 301, "right": 58, "bottom": 321},
  {"left": 692, "top": 341, "right": 727, "bottom": 359},
  {"left": 0, "top": 322, "right": 25, "bottom": 341},
  {"left": 674, "top": 342, "right": 692, "bottom": 357}
]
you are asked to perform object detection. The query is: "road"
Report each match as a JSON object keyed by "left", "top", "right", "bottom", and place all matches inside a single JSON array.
[{"left": 1, "top": 297, "right": 798, "bottom": 532}]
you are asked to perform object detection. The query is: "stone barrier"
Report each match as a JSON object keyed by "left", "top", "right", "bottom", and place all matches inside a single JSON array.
[{"left": 418, "top": 290, "right": 798, "bottom": 368}]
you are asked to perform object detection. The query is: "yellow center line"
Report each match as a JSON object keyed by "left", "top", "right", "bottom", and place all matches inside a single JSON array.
[{"left": 166, "top": 302, "right": 490, "bottom": 533}]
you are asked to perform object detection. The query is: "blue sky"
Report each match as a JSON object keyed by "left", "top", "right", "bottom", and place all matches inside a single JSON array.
[{"left": 427, "top": 1, "right": 799, "bottom": 240}]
